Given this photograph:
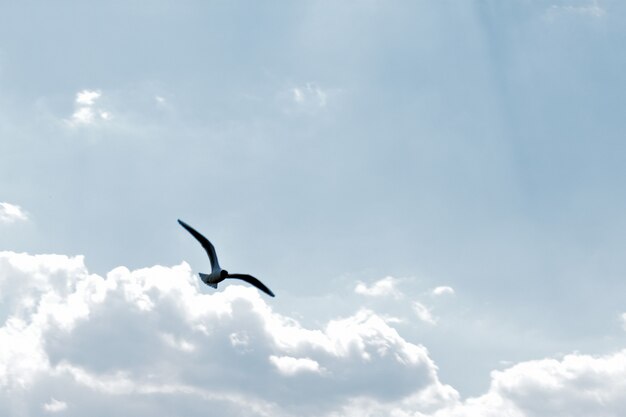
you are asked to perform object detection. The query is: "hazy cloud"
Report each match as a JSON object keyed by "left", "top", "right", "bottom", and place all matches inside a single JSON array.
[
  {"left": 413, "top": 302, "right": 437, "bottom": 325},
  {"left": 43, "top": 398, "right": 68, "bottom": 413},
  {"left": 279, "top": 82, "right": 337, "bottom": 114},
  {"left": 291, "top": 83, "right": 327, "bottom": 107},
  {"left": 154, "top": 95, "right": 168, "bottom": 107}
]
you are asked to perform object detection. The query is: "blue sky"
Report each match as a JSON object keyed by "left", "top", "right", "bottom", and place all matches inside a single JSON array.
[{"left": 2, "top": 1, "right": 626, "bottom": 416}]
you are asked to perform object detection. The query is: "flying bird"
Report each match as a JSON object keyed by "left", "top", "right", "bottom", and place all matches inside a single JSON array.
[{"left": 178, "top": 219, "right": 275, "bottom": 297}]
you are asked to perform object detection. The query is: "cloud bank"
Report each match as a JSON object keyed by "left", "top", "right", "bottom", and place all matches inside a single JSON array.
[
  {"left": 0, "top": 252, "right": 453, "bottom": 416},
  {"left": 0, "top": 251, "right": 624, "bottom": 416}
]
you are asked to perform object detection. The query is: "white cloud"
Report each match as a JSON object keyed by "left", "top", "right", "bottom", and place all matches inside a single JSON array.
[
  {"left": 43, "top": 398, "right": 67, "bottom": 413},
  {"left": 269, "top": 356, "right": 322, "bottom": 376},
  {"left": 66, "top": 89, "right": 111, "bottom": 127},
  {"left": 355, "top": 276, "right": 402, "bottom": 298},
  {"left": 0, "top": 251, "right": 453, "bottom": 416},
  {"left": 328, "top": 350, "right": 626, "bottom": 417},
  {"left": 431, "top": 286, "right": 455, "bottom": 296},
  {"left": 413, "top": 301, "right": 437, "bottom": 325},
  {"left": 3, "top": 251, "right": 626, "bottom": 417},
  {"left": 448, "top": 350, "right": 626, "bottom": 417},
  {"left": 75, "top": 90, "right": 101, "bottom": 106},
  {"left": 621, "top": 313, "right": 626, "bottom": 331},
  {"left": 0, "top": 202, "right": 28, "bottom": 223}
]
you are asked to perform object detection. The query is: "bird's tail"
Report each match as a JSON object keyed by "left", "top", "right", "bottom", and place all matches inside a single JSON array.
[{"left": 199, "top": 273, "right": 218, "bottom": 288}]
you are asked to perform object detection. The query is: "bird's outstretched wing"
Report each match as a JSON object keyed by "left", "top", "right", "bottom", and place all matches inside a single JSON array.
[
  {"left": 178, "top": 219, "right": 220, "bottom": 273},
  {"left": 227, "top": 274, "right": 275, "bottom": 297}
]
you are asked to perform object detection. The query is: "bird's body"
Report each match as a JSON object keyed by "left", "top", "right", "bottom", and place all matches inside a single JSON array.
[{"left": 178, "top": 219, "right": 275, "bottom": 297}]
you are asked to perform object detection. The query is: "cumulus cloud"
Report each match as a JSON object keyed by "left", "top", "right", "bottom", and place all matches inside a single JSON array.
[
  {"left": 0, "top": 202, "right": 28, "bottom": 223},
  {"left": 326, "top": 349, "right": 626, "bottom": 417},
  {"left": 431, "top": 286, "right": 455, "bottom": 296},
  {"left": 443, "top": 350, "right": 626, "bottom": 417},
  {"left": 0, "top": 251, "right": 453, "bottom": 416},
  {"left": 2, "top": 251, "right": 626, "bottom": 417},
  {"left": 355, "top": 276, "right": 402, "bottom": 298},
  {"left": 66, "top": 89, "right": 111, "bottom": 126}
]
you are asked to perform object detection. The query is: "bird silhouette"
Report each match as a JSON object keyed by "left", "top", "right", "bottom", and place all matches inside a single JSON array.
[{"left": 178, "top": 219, "right": 275, "bottom": 297}]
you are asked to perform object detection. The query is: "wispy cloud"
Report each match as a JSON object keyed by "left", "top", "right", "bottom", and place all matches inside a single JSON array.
[
  {"left": 545, "top": 0, "right": 606, "bottom": 19},
  {"left": 413, "top": 301, "right": 437, "bottom": 325},
  {"left": 355, "top": 276, "right": 402, "bottom": 298},
  {"left": 155, "top": 95, "right": 167, "bottom": 105},
  {"left": 291, "top": 83, "right": 327, "bottom": 108},
  {"left": 0, "top": 202, "right": 28, "bottom": 223},
  {"left": 66, "top": 89, "right": 111, "bottom": 127},
  {"left": 279, "top": 82, "right": 338, "bottom": 114}
]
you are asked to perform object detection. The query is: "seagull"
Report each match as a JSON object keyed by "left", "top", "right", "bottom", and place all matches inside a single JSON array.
[{"left": 178, "top": 219, "right": 275, "bottom": 297}]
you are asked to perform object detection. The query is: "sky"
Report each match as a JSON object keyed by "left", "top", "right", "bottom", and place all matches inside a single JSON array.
[{"left": 1, "top": 0, "right": 626, "bottom": 415}]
